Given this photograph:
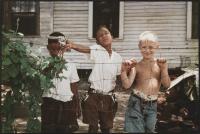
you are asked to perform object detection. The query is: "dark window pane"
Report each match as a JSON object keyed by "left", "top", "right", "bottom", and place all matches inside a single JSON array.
[
  {"left": 11, "top": 13, "right": 37, "bottom": 35},
  {"left": 93, "top": 0, "right": 119, "bottom": 38},
  {"left": 192, "top": 1, "right": 199, "bottom": 39},
  {"left": 10, "top": 1, "right": 38, "bottom": 36}
]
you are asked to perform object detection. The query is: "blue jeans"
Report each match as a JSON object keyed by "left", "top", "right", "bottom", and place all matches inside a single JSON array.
[{"left": 124, "top": 94, "right": 157, "bottom": 133}]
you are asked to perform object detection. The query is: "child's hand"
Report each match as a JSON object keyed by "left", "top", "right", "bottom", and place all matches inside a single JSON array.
[
  {"left": 157, "top": 58, "right": 168, "bottom": 70},
  {"left": 157, "top": 95, "right": 166, "bottom": 104},
  {"left": 65, "top": 40, "right": 74, "bottom": 50},
  {"left": 121, "top": 59, "right": 137, "bottom": 72},
  {"left": 129, "top": 58, "right": 137, "bottom": 68},
  {"left": 72, "top": 95, "right": 81, "bottom": 118},
  {"left": 121, "top": 60, "right": 131, "bottom": 72}
]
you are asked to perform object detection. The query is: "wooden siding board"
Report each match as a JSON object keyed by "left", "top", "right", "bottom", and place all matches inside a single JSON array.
[
  {"left": 126, "top": 2, "right": 186, "bottom": 6},
  {"left": 53, "top": 14, "right": 88, "bottom": 18}
]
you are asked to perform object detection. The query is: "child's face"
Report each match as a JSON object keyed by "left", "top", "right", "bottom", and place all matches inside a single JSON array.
[
  {"left": 96, "top": 27, "right": 112, "bottom": 47},
  {"left": 47, "top": 43, "right": 61, "bottom": 57},
  {"left": 139, "top": 40, "right": 159, "bottom": 60}
]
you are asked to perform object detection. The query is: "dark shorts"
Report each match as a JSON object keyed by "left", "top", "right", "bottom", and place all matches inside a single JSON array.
[
  {"left": 41, "top": 97, "right": 78, "bottom": 133},
  {"left": 81, "top": 92, "right": 118, "bottom": 129}
]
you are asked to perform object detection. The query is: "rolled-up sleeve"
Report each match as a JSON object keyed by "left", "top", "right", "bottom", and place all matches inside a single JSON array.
[{"left": 89, "top": 45, "right": 99, "bottom": 61}]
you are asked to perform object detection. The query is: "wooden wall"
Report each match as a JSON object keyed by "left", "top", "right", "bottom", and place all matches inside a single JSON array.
[{"left": 24, "top": 1, "right": 198, "bottom": 69}]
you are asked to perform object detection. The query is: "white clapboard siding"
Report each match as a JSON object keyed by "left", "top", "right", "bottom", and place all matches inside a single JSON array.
[
  {"left": 23, "top": 1, "right": 198, "bottom": 69},
  {"left": 53, "top": 1, "right": 92, "bottom": 69},
  {"left": 53, "top": 1, "right": 89, "bottom": 44},
  {"left": 115, "top": 1, "right": 197, "bottom": 68},
  {"left": 40, "top": 2, "right": 54, "bottom": 37}
]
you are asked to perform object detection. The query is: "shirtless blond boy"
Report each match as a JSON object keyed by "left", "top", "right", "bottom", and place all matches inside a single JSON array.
[{"left": 121, "top": 31, "right": 171, "bottom": 133}]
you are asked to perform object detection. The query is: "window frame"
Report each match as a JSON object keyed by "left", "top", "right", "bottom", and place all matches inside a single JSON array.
[
  {"left": 186, "top": 1, "right": 199, "bottom": 40},
  {"left": 4, "top": 1, "right": 40, "bottom": 37},
  {"left": 88, "top": 1, "right": 124, "bottom": 40}
]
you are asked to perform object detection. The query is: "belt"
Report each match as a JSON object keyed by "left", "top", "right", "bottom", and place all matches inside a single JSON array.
[
  {"left": 132, "top": 93, "right": 157, "bottom": 103},
  {"left": 88, "top": 88, "right": 114, "bottom": 95}
]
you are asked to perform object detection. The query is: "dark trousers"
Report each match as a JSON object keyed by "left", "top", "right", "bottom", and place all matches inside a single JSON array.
[
  {"left": 81, "top": 93, "right": 118, "bottom": 133},
  {"left": 41, "top": 97, "right": 79, "bottom": 133}
]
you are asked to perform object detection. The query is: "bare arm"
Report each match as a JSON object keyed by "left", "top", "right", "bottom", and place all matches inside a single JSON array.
[
  {"left": 121, "top": 68, "right": 136, "bottom": 89},
  {"left": 70, "top": 82, "right": 81, "bottom": 117},
  {"left": 157, "top": 59, "right": 171, "bottom": 88},
  {"left": 114, "top": 75, "right": 123, "bottom": 91},
  {"left": 120, "top": 59, "right": 137, "bottom": 89},
  {"left": 70, "top": 82, "right": 79, "bottom": 96},
  {"left": 66, "top": 40, "right": 90, "bottom": 53},
  {"left": 160, "top": 68, "right": 171, "bottom": 88}
]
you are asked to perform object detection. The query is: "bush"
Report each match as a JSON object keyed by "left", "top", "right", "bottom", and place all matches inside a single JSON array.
[{"left": 1, "top": 30, "right": 67, "bottom": 133}]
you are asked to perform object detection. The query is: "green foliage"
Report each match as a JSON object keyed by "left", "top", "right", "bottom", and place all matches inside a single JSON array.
[{"left": 1, "top": 30, "right": 67, "bottom": 133}]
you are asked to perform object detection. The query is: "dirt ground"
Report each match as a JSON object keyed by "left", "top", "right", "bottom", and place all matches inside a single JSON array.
[
  {"left": 12, "top": 90, "right": 200, "bottom": 133},
  {"left": 13, "top": 91, "right": 130, "bottom": 133}
]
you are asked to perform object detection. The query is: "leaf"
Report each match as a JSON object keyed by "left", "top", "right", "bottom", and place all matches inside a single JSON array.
[
  {"left": 2, "top": 58, "right": 12, "bottom": 66},
  {"left": 2, "top": 70, "right": 10, "bottom": 81},
  {"left": 26, "top": 118, "right": 41, "bottom": 133},
  {"left": 2, "top": 46, "right": 10, "bottom": 56},
  {"left": 8, "top": 65, "right": 19, "bottom": 78},
  {"left": 9, "top": 52, "right": 19, "bottom": 63}
]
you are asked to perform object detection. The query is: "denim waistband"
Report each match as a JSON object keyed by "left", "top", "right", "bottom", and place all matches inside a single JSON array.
[
  {"left": 132, "top": 89, "right": 158, "bottom": 101},
  {"left": 132, "top": 93, "right": 157, "bottom": 103}
]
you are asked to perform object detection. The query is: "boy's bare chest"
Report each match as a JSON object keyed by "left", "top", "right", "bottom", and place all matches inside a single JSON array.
[{"left": 136, "top": 63, "right": 160, "bottom": 77}]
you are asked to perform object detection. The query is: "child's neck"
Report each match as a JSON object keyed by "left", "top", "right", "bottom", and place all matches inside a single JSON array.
[
  {"left": 142, "top": 58, "right": 155, "bottom": 62},
  {"left": 104, "top": 46, "right": 112, "bottom": 55}
]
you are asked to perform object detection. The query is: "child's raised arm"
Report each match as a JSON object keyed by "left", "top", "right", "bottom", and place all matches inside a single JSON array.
[
  {"left": 121, "top": 59, "right": 137, "bottom": 89},
  {"left": 65, "top": 40, "right": 90, "bottom": 53},
  {"left": 157, "top": 58, "right": 171, "bottom": 88}
]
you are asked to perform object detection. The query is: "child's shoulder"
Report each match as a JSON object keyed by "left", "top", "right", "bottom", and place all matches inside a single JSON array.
[
  {"left": 137, "top": 60, "right": 143, "bottom": 65},
  {"left": 90, "top": 44, "right": 101, "bottom": 49},
  {"left": 134, "top": 60, "right": 142, "bottom": 70}
]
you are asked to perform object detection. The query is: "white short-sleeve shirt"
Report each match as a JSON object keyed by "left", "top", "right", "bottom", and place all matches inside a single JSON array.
[
  {"left": 89, "top": 44, "right": 122, "bottom": 93},
  {"left": 42, "top": 61, "right": 80, "bottom": 102}
]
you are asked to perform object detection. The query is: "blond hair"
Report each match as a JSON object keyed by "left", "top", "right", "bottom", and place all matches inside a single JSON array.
[{"left": 139, "top": 31, "right": 158, "bottom": 42}]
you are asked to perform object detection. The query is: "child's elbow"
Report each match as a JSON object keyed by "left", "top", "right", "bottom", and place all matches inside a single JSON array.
[
  {"left": 165, "top": 84, "right": 170, "bottom": 89},
  {"left": 164, "top": 81, "right": 171, "bottom": 89}
]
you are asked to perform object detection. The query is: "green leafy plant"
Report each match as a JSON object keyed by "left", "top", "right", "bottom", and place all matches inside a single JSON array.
[{"left": 1, "top": 30, "right": 67, "bottom": 133}]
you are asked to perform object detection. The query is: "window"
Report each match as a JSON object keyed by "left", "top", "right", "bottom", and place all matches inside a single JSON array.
[
  {"left": 4, "top": 1, "right": 40, "bottom": 36},
  {"left": 192, "top": 1, "right": 199, "bottom": 39},
  {"left": 93, "top": 0, "right": 119, "bottom": 38},
  {"left": 88, "top": 1, "right": 124, "bottom": 39}
]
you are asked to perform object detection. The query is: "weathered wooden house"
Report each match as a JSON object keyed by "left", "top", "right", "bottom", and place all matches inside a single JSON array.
[
  {"left": 2, "top": 1, "right": 199, "bottom": 133},
  {"left": 3, "top": 0, "right": 199, "bottom": 71}
]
